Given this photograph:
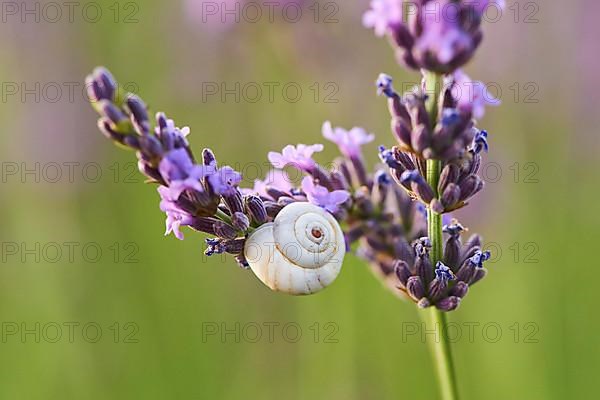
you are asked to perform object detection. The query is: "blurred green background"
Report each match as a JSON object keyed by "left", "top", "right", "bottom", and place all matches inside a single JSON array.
[{"left": 0, "top": 0, "right": 596, "bottom": 398}]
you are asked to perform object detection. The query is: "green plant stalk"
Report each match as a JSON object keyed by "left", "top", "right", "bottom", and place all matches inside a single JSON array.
[
  {"left": 216, "top": 208, "right": 255, "bottom": 234},
  {"left": 422, "top": 71, "right": 460, "bottom": 400}
]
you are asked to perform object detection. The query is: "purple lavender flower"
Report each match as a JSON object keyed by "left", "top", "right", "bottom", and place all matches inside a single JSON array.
[
  {"left": 362, "top": 0, "right": 403, "bottom": 37},
  {"left": 376, "top": 73, "right": 395, "bottom": 97},
  {"left": 471, "top": 129, "right": 489, "bottom": 153},
  {"left": 451, "top": 69, "right": 500, "bottom": 119},
  {"left": 301, "top": 176, "right": 350, "bottom": 213},
  {"left": 322, "top": 121, "right": 375, "bottom": 158},
  {"left": 159, "top": 148, "right": 210, "bottom": 198},
  {"left": 267, "top": 144, "right": 324, "bottom": 171},
  {"left": 469, "top": 250, "right": 491, "bottom": 268},
  {"left": 435, "top": 261, "right": 455, "bottom": 283},
  {"left": 158, "top": 186, "right": 194, "bottom": 240},
  {"left": 208, "top": 166, "right": 242, "bottom": 196}
]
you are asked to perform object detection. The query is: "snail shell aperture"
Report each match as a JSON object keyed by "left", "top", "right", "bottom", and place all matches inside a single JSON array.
[{"left": 244, "top": 202, "right": 345, "bottom": 295}]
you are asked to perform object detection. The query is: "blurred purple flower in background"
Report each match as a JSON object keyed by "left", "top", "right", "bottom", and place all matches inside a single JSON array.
[
  {"left": 363, "top": 0, "right": 506, "bottom": 73},
  {"left": 301, "top": 176, "right": 350, "bottom": 213},
  {"left": 322, "top": 121, "right": 375, "bottom": 159},
  {"left": 268, "top": 144, "right": 324, "bottom": 171},
  {"left": 451, "top": 69, "right": 500, "bottom": 119},
  {"left": 362, "top": 0, "right": 403, "bottom": 37},
  {"left": 416, "top": 0, "right": 471, "bottom": 64}
]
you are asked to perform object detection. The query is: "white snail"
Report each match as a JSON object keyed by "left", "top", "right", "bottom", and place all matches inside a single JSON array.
[{"left": 244, "top": 202, "right": 346, "bottom": 295}]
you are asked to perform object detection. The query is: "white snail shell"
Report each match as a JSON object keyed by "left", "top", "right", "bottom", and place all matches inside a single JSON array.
[{"left": 244, "top": 202, "right": 345, "bottom": 295}]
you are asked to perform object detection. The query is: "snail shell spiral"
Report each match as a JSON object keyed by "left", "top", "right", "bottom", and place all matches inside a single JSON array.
[{"left": 244, "top": 202, "right": 345, "bottom": 295}]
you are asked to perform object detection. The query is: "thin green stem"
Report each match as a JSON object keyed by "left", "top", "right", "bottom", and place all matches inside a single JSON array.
[
  {"left": 422, "top": 307, "right": 459, "bottom": 400},
  {"left": 422, "top": 71, "right": 460, "bottom": 400},
  {"left": 216, "top": 208, "right": 233, "bottom": 224}
]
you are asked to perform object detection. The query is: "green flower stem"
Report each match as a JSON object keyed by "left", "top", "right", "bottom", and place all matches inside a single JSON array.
[
  {"left": 216, "top": 208, "right": 233, "bottom": 224},
  {"left": 422, "top": 306, "right": 459, "bottom": 400},
  {"left": 216, "top": 208, "right": 255, "bottom": 235},
  {"left": 422, "top": 71, "right": 460, "bottom": 400}
]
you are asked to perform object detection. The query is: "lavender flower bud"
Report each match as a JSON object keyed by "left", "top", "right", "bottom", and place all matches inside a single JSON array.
[
  {"left": 213, "top": 221, "right": 238, "bottom": 240},
  {"left": 223, "top": 190, "right": 244, "bottom": 214},
  {"left": 264, "top": 201, "right": 283, "bottom": 218},
  {"left": 401, "top": 170, "right": 434, "bottom": 204},
  {"left": 265, "top": 187, "right": 289, "bottom": 201},
  {"left": 417, "top": 298, "right": 431, "bottom": 308},
  {"left": 99, "top": 100, "right": 128, "bottom": 127},
  {"left": 393, "top": 147, "right": 417, "bottom": 171},
  {"left": 411, "top": 124, "right": 430, "bottom": 153},
  {"left": 202, "top": 148, "right": 217, "bottom": 166},
  {"left": 189, "top": 217, "right": 220, "bottom": 235},
  {"left": 97, "top": 118, "right": 128, "bottom": 145},
  {"left": 308, "top": 165, "right": 333, "bottom": 190},
  {"left": 405, "top": 92, "right": 430, "bottom": 129},
  {"left": 441, "top": 183, "right": 461, "bottom": 208},
  {"left": 438, "top": 163, "right": 459, "bottom": 193},
  {"left": 277, "top": 196, "right": 296, "bottom": 207},
  {"left": 462, "top": 234, "right": 482, "bottom": 260},
  {"left": 393, "top": 237, "right": 413, "bottom": 263},
  {"left": 337, "top": 159, "right": 353, "bottom": 186},
  {"left": 394, "top": 260, "right": 412, "bottom": 287},
  {"left": 330, "top": 170, "right": 350, "bottom": 191},
  {"left": 430, "top": 199, "right": 444, "bottom": 214},
  {"left": 93, "top": 67, "right": 116, "bottom": 100},
  {"left": 372, "top": 170, "right": 391, "bottom": 205},
  {"left": 223, "top": 238, "right": 245, "bottom": 255},
  {"left": 449, "top": 282, "right": 469, "bottom": 298},
  {"left": 456, "top": 258, "right": 476, "bottom": 283},
  {"left": 443, "top": 234, "right": 461, "bottom": 271},
  {"left": 125, "top": 95, "right": 150, "bottom": 134},
  {"left": 406, "top": 276, "right": 425, "bottom": 301},
  {"left": 415, "top": 250, "right": 433, "bottom": 287},
  {"left": 139, "top": 135, "right": 163, "bottom": 160},
  {"left": 392, "top": 119, "right": 412, "bottom": 148},
  {"left": 85, "top": 75, "right": 103, "bottom": 103},
  {"left": 458, "top": 175, "right": 484, "bottom": 201},
  {"left": 470, "top": 268, "right": 487, "bottom": 285},
  {"left": 245, "top": 195, "right": 268, "bottom": 225},
  {"left": 389, "top": 96, "right": 411, "bottom": 124},
  {"left": 436, "top": 296, "right": 461, "bottom": 312},
  {"left": 231, "top": 212, "right": 250, "bottom": 232}
]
